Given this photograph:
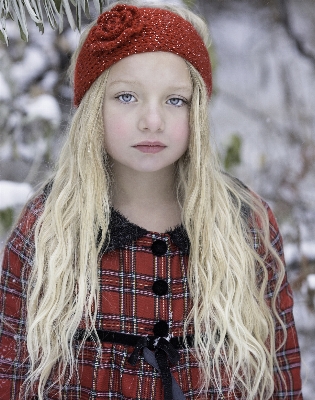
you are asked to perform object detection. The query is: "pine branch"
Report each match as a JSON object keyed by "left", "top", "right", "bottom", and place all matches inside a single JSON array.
[{"left": 0, "top": 0, "right": 109, "bottom": 44}]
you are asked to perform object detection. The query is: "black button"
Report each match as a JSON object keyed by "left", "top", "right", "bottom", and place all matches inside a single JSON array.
[
  {"left": 152, "top": 280, "right": 168, "bottom": 296},
  {"left": 153, "top": 320, "right": 169, "bottom": 337},
  {"left": 151, "top": 239, "right": 167, "bottom": 256}
]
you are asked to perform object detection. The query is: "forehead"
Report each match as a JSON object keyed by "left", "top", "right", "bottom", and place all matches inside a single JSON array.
[{"left": 107, "top": 52, "right": 192, "bottom": 89}]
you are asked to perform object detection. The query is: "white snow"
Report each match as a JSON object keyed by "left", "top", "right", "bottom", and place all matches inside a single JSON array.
[
  {"left": 41, "top": 70, "right": 59, "bottom": 92},
  {"left": 3, "top": 19, "right": 20, "bottom": 41},
  {"left": 0, "top": 72, "right": 11, "bottom": 100},
  {"left": 11, "top": 47, "right": 48, "bottom": 89},
  {"left": 0, "top": 142, "right": 12, "bottom": 160},
  {"left": 283, "top": 233, "right": 315, "bottom": 266},
  {"left": 307, "top": 274, "right": 315, "bottom": 291},
  {"left": 284, "top": 243, "right": 299, "bottom": 265},
  {"left": 0, "top": 180, "right": 33, "bottom": 210},
  {"left": 301, "top": 242, "right": 315, "bottom": 260},
  {"left": 63, "top": 28, "right": 81, "bottom": 52},
  {"left": 17, "top": 138, "right": 48, "bottom": 161},
  {"left": 23, "top": 94, "right": 61, "bottom": 126}
]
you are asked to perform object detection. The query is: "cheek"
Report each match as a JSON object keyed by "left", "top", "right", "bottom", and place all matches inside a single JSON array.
[
  {"left": 103, "top": 114, "right": 130, "bottom": 149},
  {"left": 104, "top": 116, "right": 127, "bottom": 136},
  {"left": 173, "top": 119, "right": 190, "bottom": 151}
]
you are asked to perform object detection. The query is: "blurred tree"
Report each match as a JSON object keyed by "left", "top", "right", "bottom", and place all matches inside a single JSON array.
[
  {"left": 0, "top": 15, "right": 71, "bottom": 185},
  {"left": 201, "top": 0, "right": 315, "bottom": 260}
]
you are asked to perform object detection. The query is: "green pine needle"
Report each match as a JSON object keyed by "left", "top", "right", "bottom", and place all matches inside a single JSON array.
[{"left": 0, "top": 0, "right": 110, "bottom": 44}]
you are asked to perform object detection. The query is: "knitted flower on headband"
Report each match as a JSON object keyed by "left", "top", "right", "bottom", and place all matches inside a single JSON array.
[
  {"left": 92, "top": 5, "right": 143, "bottom": 52},
  {"left": 74, "top": 4, "right": 212, "bottom": 106}
]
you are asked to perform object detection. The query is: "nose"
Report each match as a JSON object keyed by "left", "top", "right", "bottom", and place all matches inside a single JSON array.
[{"left": 138, "top": 103, "right": 165, "bottom": 133}]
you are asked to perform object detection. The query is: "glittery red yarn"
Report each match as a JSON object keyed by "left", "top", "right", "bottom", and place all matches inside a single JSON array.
[{"left": 74, "top": 4, "right": 212, "bottom": 106}]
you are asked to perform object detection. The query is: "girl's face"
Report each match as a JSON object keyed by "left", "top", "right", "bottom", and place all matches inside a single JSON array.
[{"left": 102, "top": 51, "right": 192, "bottom": 175}]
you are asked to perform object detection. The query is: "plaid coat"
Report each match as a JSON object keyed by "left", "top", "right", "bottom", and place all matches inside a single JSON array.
[{"left": 0, "top": 188, "right": 302, "bottom": 399}]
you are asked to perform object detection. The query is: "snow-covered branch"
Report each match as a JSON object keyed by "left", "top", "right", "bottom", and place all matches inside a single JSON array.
[{"left": 0, "top": 0, "right": 108, "bottom": 44}]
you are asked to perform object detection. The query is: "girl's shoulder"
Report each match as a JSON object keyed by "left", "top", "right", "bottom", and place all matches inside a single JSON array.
[
  {"left": 16, "top": 181, "right": 50, "bottom": 234},
  {"left": 225, "top": 173, "right": 283, "bottom": 257},
  {"left": 3, "top": 183, "right": 50, "bottom": 265},
  {"left": 226, "top": 172, "right": 278, "bottom": 220}
]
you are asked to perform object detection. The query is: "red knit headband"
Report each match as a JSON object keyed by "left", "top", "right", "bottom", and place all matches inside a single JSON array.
[{"left": 74, "top": 4, "right": 212, "bottom": 106}]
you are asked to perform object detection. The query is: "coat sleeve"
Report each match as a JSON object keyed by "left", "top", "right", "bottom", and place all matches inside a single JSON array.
[
  {"left": 263, "top": 202, "right": 303, "bottom": 399},
  {"left": 0, "top": 194, "right": 44, "bottom": 399}
]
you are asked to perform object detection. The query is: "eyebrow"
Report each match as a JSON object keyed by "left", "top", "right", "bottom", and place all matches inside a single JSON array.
[
  {"left": 108, "top": 80, "right": 139, "bottom": 87},
  {"left": 108, "top": 80, "right": 192, "bottom": 92}
]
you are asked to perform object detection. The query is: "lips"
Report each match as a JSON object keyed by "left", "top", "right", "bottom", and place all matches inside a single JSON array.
[{"left": 133, "top": 141, "right": 166, "bottom": 154}]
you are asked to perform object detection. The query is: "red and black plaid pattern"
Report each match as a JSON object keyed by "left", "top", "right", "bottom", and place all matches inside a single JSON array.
[{"left": 0, "top": 192, "right": 303, "bottom": 399}]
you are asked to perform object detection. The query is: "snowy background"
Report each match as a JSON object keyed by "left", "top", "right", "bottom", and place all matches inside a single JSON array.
[{"left": 0, "top": 0, "right": 314, "bottom": 398}]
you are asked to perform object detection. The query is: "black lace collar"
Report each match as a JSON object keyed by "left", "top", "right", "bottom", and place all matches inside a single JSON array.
[
  {"left": 43, "top": 182, "right": 190, "bottom": 255},
  {"left": 101, "top": 208, "right": 190, "bottom": 255}
]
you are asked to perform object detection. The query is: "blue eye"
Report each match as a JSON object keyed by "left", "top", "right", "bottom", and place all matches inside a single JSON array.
[
  {"left": 167, "top": 97, "right": 186, "bottom": 106},
  {"left": 117, "top": 93, "right": 135, "bottom": 103}
]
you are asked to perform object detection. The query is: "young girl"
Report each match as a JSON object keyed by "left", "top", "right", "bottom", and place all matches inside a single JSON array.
[{"left": 0, "top": 1, "right": 302, "bottom": 399}]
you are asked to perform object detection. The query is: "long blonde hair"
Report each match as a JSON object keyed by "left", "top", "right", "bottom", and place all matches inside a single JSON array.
[{"left": 24, "top": 1, "right": 286, "bottom": 398}]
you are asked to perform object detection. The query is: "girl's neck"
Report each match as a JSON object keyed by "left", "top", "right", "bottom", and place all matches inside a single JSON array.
[{"left": 110, "top": 164, "right": 182, "bottom": 232}]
